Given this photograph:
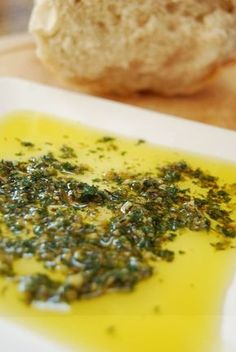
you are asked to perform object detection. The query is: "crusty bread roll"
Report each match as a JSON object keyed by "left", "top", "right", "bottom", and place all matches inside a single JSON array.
[{"left": 30, "top": 0, "right": 236, "bottom": 96}]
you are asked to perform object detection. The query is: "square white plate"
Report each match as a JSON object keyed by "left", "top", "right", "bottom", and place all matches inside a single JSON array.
[{"left": 0, "top": 77, "right": 235, "bottom": 352}]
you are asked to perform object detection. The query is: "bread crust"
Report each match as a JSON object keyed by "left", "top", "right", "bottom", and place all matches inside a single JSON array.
[{"left": 30, "top": 0, "right": 236, "bottom": 95}]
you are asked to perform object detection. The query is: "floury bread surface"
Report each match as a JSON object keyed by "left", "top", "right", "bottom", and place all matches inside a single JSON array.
[{"left": 30, "top": 0, "right": 236, "bottom": 95}]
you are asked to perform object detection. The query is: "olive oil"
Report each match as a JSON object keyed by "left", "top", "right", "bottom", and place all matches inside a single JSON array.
[{"left": 0, "top": 111, "right": 236, "bottom": 352}]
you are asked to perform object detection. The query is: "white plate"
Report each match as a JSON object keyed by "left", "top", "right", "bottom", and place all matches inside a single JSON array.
[{"left": 0, "top": 77, "right": 236, "bottom": 352}]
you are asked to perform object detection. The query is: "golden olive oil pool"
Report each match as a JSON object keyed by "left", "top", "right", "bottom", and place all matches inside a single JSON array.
[{"left": 0, "top": 111, "right": 236, "bottom": 352}]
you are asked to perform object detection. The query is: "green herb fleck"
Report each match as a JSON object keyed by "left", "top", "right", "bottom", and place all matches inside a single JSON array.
[
  {"left": 137, "top": 139, "right": 146, "bottom": 145},
  {"left": 97, "top": 136, "right": 116, "bottom": 143},
  {"left": 20, "top": 141, "right": 34, "bottom": 147},
  {"left": 60, "top": 145, "right": 77, "bottom": 159}
]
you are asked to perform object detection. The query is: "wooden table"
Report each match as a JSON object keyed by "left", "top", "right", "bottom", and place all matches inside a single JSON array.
[
  {"left": 0, "top": 0, "right": 236, "bottom": 132},
  {"left": 0, "top": 0, "right": 32, "bottom": 35}
]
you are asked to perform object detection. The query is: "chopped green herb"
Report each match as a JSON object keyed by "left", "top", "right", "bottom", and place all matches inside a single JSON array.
[
  {"left": 97, "top": 136, "right": 116, "bottom": 143},
  {"left": 211, "top": 241, "right": 233, "bottom": 251},
  {"left": 60, "top": 145, "right": 77, "bottom": 159},
  {"left": 0, "top": 154, "right": 235, "bottom": 305},
  {"left": 137, "top": 139, "right": 146, "bottom": 145},
  {"left": 20, "top": 141, "right": 34, "bottom": 147}
]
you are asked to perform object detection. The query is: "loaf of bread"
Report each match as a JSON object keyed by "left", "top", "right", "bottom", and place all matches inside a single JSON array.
[{"left": 30, "top": 0, "right": 236, "bottom": 95}]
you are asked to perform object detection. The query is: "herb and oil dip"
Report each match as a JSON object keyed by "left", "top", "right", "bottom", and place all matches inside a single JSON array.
[{"left": 0, "top": 111, "right": 236, "bottom": 352}]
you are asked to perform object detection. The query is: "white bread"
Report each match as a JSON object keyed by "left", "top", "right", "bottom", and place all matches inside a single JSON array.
[{"left": 30, "top": 0, "right": 236, "bottom": 96}]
